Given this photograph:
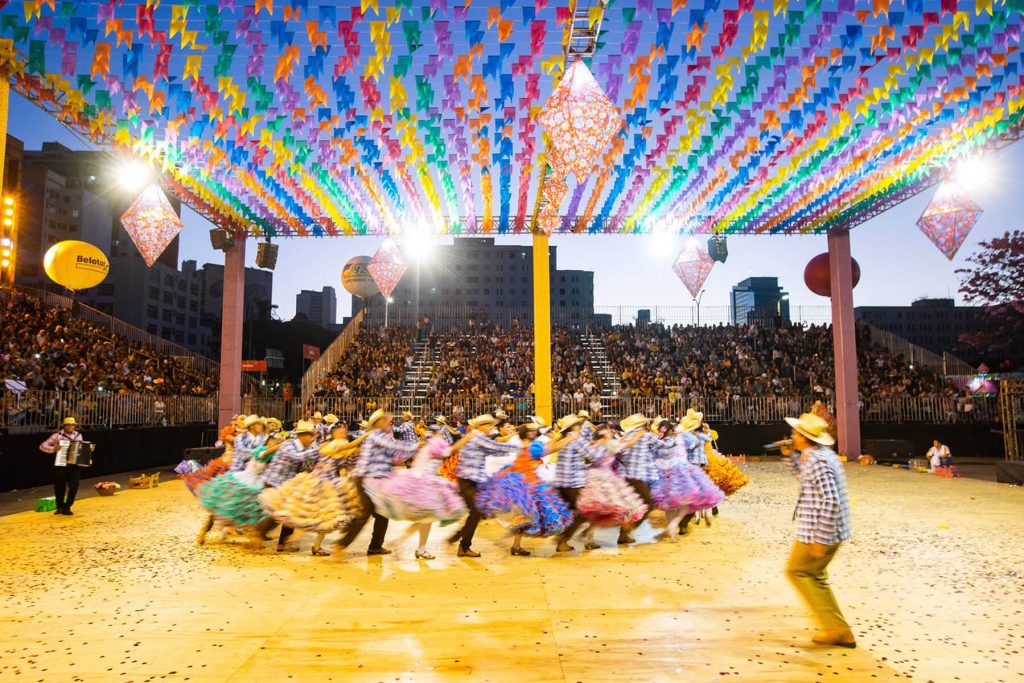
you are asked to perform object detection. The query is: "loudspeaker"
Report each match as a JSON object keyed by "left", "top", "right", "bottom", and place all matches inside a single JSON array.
[
  {"left": 995, "top": 462, "right": 1024, "bottom": 485},
  {"left": 708, "top": 234, "right": 728, "bottom": 263},
  {"left": 209, "top": 228, "right": 234, "bottom": 252},
  {"left": 256, "top": 242, "right": 278, "bottom": 270}
]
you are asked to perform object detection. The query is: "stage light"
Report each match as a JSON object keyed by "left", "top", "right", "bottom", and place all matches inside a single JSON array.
[
  {"left": 386, "top": 296, "right": 394, "bottom": 303},
  {"left": 404, "top": 229, "right": 434, "bottom": 262},
  {"left": 952, "top": 156, "right": 994, "bottom": 195},
  {"left": 117, "top": 159, "right": 153, "bottom": 193},
  {"left": 209, "top": 227, "right": 235, "bottom": 252},
  {"left": 3, "top": 197, "right": 13, "bottom": 207},
  {"left": 1, "top": 237, "right": 11, "bottom": 247}
]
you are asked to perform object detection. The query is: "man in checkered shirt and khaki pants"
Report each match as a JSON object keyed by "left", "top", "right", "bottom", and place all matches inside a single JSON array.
[{"left": 781, "top": 413, "right": 855, "bottom": 649}]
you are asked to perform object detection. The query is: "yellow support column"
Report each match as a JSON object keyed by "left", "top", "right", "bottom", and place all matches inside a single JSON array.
[
  {"left": 0, "top": 77, "right": 9, "bottom": 193},
  {"left": 532, "top": 232, "right": 552, "bottom": 424}
]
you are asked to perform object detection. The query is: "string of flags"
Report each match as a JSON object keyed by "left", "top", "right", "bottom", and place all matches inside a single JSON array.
[{"left": 0, "top": 0, "right": 1019, "bottom": 244}]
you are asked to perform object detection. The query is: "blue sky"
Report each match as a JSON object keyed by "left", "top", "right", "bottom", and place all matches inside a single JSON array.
[{"left": 9, "top": 91, "right": 1023, "bottom": 323}]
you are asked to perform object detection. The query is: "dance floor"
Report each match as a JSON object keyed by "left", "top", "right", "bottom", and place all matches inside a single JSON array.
[{"left": 2, "top": 463, "right": 1022, "bottom": 682}]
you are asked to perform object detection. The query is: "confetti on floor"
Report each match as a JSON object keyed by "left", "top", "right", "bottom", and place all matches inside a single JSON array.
[{"left": 1, "top": 463, "right": 1021, "bottom": 682}]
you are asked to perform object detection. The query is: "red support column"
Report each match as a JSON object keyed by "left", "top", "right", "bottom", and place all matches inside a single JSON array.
[
  {"left": 218, "top": 236, "right": 246, "bottom": 426},
  {"left": 828, "top": 229, "right": 861, "bottom": 456}
]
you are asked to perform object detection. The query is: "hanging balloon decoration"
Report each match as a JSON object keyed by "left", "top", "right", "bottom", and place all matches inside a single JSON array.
[
  {"left": 341, "top": 256, "right": 380, "bottom": 299},
  {"left": 367, "top": 238, "right": 407, "bottom": 299},
  {"left": 916, "top": 183, "right": 983, "bottom": 261},
  {"left": 119, "top": 184, "right": 184, "bottom": 267},
  {"left": 803, "top": 253, "right": 862, "bottom": 298},
  {"left": 43, "top": 241, "right": 109, "bottom": 291},
  {"left": 672, "top": 238, "right": 715, "bottom": 299}
]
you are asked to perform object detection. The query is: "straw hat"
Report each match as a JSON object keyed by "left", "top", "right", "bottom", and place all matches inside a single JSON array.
[
  {"left": 365, "top": 408, "right": 391, "bottom": 430},
  {"left": 468, "top": 414, "right": 497, "bottom": 428},
  {"left": 62, "top": 417, "right": 78, "bottom": 426},
  {"left": 358, "top": 420, "right": 369, "bottom": 431},
  {"left": 556, "top": 415, "right": 582, "bottom": 433},
  {"left": 528, "top": 415, "right": 548, "bottom": 428},
  {"left": 324, "top": 413, "right": 340, "bottom": 425},
  {"left": 435, "top": 415, "right": 448, "bottom": 424},
  {"left": 312, "top": 411, "right": 324, "bottom": 420},
  {"left": 679, "top": 408, "right": 703, "bottom": 433},
  {"left": 401, "top": 411, "right": 414, "bottom": 420},
  {"left": 577, "top": 409, "right": 590, "bottom": 419},
  {"left": 785, "top": 413, "right": 836, "bottom": 446},
  {"left": 293, "top": 420, "right": 317, "bottom": 435},
  {"left": 620, "top": 413, "right": 650, "bottom": 433},
  {"left": 494, "top": 409, "right": 509, "bottom": 420},
  {"left": 242, "top": 414, "right": 264, "bottom": 429},
  {"left": 266, "top": 417, "right": 282, "bottom": 428},
  {"left": 329, "top": 421, "right": 347, "bottom": 433}
]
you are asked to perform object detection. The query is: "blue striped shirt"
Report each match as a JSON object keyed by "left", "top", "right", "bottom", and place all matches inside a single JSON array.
[
  {"left": 228, "top": 432, "right": 266, "bottom": 472},
  {"left": 393, "top": 421, "right": 418, "bottom": 443},
  {"left": 788, "top": 446, "right": 852, "bottom": 546},
  {"left": 354, "top": 430, "right": 419, "bottom": 478},
  {"left": 616, "top": 432, "right": 676, "bottom": 483},
  {"left": 554, "top": 437, "right": 590, "bottom": 489},
  {"left": 456, "top": 433, "right": 520, "bottom": 483},
  {"left": 261, "top": 438, "right": 319, "bottom": 488},
  {"left": 681, "top": 431, "right": 709, "bottom": 466}
]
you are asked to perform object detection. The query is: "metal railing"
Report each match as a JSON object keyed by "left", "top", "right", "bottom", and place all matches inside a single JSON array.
[
  {"left": 1, "top": 390, "right": 217, "bottom": 433},
  {"left": 860, "top": 321, "right": 962, "bottom": 376},
  {"left": 298, "top": 394, "right": 998, "bottom": 426},
  {"left": 300, "top": 308, "right": 365, "bottom": 402},
  {"left": 359, "top": 304, "right": 835, "bottom": 330}
]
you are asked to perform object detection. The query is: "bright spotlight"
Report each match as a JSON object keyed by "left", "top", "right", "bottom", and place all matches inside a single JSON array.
[
  {"left": 386, "top": 296, "right": 394, "bottom": 304},
  {"left": 117, "top": 159, "right": 153, "bottom": 193},
  {"left": 404, "top": 230, "right": 434, "bottom": 262},
  {"left": 952, "top": 156, "right": 995, "bottom": 195}
]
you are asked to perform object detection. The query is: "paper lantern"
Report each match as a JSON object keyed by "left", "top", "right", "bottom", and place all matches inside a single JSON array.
[
  {"left": 367, "top": 238, "right": 406, "bottom": 298},
  {"left": 804, "top": 253, "right": 861, "bottom": 297},
  {"left": 672, "top": 238, "right": 715, "bottom": 299},
  {"left": 119, "top": 185, "right": 183, "bottom": 267},
  {"left": 916, "top": 183, "right": 983, "bottom": 260},
  {"left": 537, "top": 60, "right": 622, "bottom": 182},
  {"left": 341, "top": 255, "right": 379, "bottom": 298},
  {"left": 43, "top": 240, "right": 109, "bottom": 291}
]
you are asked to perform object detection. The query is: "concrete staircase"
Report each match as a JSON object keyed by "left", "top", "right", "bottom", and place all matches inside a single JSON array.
[
  {"left": 582, "top": 333, "right": 622, "bottom": 417},
  {"left": 400, "top": 338, "right": 438, "bottom": 413}
]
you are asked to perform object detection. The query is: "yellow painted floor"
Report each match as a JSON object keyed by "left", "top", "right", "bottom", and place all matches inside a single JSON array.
[{"left": 2, "top": 464, "right": 1022, "bottom": 683}]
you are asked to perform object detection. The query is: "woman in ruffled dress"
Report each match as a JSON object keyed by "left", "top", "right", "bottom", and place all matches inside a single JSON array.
[
  {"left": 650, "top": 415, "right": 725, "bottom": 541},
  {"left": 364, "top": 430, "right": 467, "bottom": 560},
  {"left": 575, "top": 423, "right": 649, "bottom": 550}
]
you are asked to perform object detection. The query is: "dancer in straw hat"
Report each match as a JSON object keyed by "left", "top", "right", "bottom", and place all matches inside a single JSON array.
[
  {"left": 780, "top": 413, "right": 855, "bottom": 649},
  {"left": 613, "top": 413, "right": 678, "bottom": 545}
]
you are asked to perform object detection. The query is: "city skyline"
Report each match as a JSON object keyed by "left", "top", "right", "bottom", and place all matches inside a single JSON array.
[{"left": 8, "top": 91, "right": 1022, "bottom": 325}]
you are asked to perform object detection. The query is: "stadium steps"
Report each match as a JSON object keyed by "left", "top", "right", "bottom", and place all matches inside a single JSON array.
[
  {"left": 399, "top": 340, "right": 441, "bottom": 414},
  {"left": 581, "top": 333, "right": 622, "bottom": 418}
]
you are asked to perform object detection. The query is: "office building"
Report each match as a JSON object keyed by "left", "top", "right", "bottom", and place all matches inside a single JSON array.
[
  {"left": 357, "top": 238, "right": 595, "bottom": 328},
  {"left": 855, "top": 298, "right": 986, "bottom": 355},
  {"left": 730, "top": 277, "right": 790, "bottom": 325},
  {"left": 296, "top": 286, "right": 338, "bottom": 328},
  {"left": 191, "top": 261, "right": 274, "bottom": 325}
]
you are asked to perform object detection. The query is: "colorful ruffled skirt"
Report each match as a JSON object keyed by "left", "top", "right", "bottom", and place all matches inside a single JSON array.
[
  {"left": 650, "top": 459, "right": 725, "bottom": 512},
  {"left": 439, "top": 453, "right": 460, "bottom": 482},
  {"left": 576, "top": 468, "right": 649, "bottom": 528},
  {"left": 197, "top": 470, "right": 267, "bottom": 526},
  {"left": 362, "top": 469, "right": 467, "bottom": 525},
  {"left": 706, "top": 454, "right": 750, "bottom": 496},
  {"left": 259, "top": 472, "right": 360, "bottom": 534},
  {"left": 475, "top": 470, "right": 572, "bottom": 537},
  {"left": 184, "top": 456, "right": 231, "bottom": 497}
]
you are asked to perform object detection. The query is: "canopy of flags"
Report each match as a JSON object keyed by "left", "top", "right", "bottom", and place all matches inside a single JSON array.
[{"left": 3, "top": 0, "right": 1022, "bottom": 237}]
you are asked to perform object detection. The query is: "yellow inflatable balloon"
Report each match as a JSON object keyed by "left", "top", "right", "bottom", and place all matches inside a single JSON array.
[{"left": 43, "top": 240, "right": 109, "bottom": 291}]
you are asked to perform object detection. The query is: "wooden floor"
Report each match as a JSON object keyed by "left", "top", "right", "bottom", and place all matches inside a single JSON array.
[{"left": 2, "top": 464, "right": 1022, "bottom": 682}]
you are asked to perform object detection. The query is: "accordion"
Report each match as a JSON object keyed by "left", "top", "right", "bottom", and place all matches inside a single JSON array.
[{"left": 67, "top": 441, "right": 95, "bottom": 467}]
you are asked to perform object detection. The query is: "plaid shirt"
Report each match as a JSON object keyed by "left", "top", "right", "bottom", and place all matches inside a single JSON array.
[
  {"left": 262, "top": 438, "right": 319, "bottom": 488},
  {"left": 354, "top": 430, "right": 419, "bottom": 478},
  {"left": 229, "top": 432, "right": 266, "bottom": 472},
  {"left": 579, "top": 422, "right": 595, "bottom": 443},
  {"left": 393, "top": 421, "right": 418, "bottom": 443},
  {"left": 788, "top": 446, "right": 852, "bottom": 546},
  {"left": 456, "top": 433, "right": 520, "bottom": 483},
  {"left": 681, "top": 431, "right": 709, "bottom": 466},
  {"left": 554, "top": 437, "right": 591, "bottom": 489},
  {"left": 616, "top": 432, "right": 676, "bottom": 483}
]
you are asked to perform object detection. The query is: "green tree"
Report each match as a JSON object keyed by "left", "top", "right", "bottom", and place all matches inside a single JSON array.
[{"left": 957, "top": 230, "right": 1024, "bottom": 370}]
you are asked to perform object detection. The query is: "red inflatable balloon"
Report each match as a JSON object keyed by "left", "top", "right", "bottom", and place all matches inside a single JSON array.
[{"left": 804, "top": 253, "right": 860, "bottom": 297}]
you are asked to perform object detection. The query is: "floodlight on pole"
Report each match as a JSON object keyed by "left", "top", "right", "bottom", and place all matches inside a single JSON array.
[{"left": 117, "top": 159, "right": 153, "bottom": 193}]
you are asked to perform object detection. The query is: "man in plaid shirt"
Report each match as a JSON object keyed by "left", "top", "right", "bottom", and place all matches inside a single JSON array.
[
  {"left": 393, "top": 411, "right": 418, "bottom": 444},
  {"left": 614, "top": 414, "right": 677, "bottom": 545},
  {"left": 551, "top": 415, "right": 592, "bottom": 553},
  {"left": 781, "top": 413, "right": 855, "bottom": 648},
  {"left": 448, "top": 414, "right": 520, "bottom": 558}
]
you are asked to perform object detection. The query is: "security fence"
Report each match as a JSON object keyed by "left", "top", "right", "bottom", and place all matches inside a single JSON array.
[{"left": 1, "top": 390, "right": 217, "bottom": 434}]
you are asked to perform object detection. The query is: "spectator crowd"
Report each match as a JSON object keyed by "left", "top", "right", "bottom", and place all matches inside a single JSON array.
[{"left": 1, "top": 287, "right": 216, "bottom": 397}]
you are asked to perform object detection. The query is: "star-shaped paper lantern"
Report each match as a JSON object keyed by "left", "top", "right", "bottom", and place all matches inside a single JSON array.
[
  {"left": 672, "top": 238, "right": 715, "bottom": 298},
  {"left": 916, "top": 182, "right": 983, "bottom": 260},
  {"left": 367, "top": 237, "right": 407, "bottom": 298},
  {"left": 537, "top": 60, "right": 622, "bottom": 182},
  {"left": 119, "top": 184, "right": 183, "bottom": 267}
]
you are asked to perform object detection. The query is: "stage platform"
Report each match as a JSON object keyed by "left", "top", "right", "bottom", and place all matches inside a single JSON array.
[{"left": 1, "top": 463, "right": 1021, "bottom": 682}]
